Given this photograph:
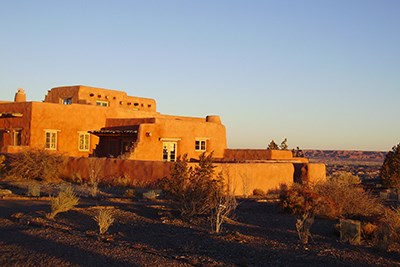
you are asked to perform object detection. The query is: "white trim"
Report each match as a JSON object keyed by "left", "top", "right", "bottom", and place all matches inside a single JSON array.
[
  {"left": 44, "top": 130, "right": 58, "bottom": 150},
  {"left": 195, "top": 137, "right": 210, "bottom": 140},
  {"left": 159, "top": 138, "right": 181, "bottom": 141},
  {"left": 78, "top": 132, "right": 90, "bottom": 152}
]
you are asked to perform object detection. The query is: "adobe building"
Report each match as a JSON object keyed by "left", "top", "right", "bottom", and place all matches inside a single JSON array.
[
  {"left": 0, "top": 85, "right": 326, "bottom": 195},
  {"left": 0, "top": 85, "right": 226, "bottom": 160}
]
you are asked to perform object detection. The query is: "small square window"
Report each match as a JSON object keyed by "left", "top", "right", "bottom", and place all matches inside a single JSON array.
[
  {"left": 195, "top": 140, "right": 206, "bottom": 151},
  {"left": 96, "top": 100, "right": 109, "bottom": 107}
]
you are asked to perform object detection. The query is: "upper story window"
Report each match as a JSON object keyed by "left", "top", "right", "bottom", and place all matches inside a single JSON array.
[
  {"left": 78, "top": 132, "right": 90, "bottom": 151},
  {"left": 96, "top": 100, "right": 109, "bottom": 107},
  {"left": 63, "top": 98, "right": 72, "bottom": 105},
  {"left": 195, "top": 139, "right": 207, "bottom": 151},
  {"left": 45, "top": 130, "right": 58, "bottom": 150}
]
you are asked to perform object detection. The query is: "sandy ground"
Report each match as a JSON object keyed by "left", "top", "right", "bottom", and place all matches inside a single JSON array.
[{"left": 0, "top": 183, "right": 399, "bottom": 266}]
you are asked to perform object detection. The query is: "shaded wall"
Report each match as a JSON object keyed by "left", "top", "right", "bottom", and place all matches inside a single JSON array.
[
  {"left": 61, "top": 157, "right": 174, "bottom": 185},
  {"left": 60, "top": 157, "right": 326, "bottom": 196}
]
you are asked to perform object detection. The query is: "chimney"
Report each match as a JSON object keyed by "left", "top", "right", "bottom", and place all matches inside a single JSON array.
[{"left": 14, "top": 88, "right": 26, "bottom": 102}]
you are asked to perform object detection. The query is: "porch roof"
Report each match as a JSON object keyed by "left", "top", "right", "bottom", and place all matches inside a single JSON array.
[{"left": 90, "top": 126, "right": 139, "bottom": 137}]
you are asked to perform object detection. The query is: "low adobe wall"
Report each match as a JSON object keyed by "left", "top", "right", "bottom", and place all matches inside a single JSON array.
[
  {"left": 60, "top": 157, "right": 326, "bottom": 196},
  {"left": 216, "top": 162, "right": 295, "bottom": 196},
  {"left": 223, "top": 149, "right": 300, "bottom": 161},
  {"left": 60, "top": 157, "right": 174, "bottom": 185}
]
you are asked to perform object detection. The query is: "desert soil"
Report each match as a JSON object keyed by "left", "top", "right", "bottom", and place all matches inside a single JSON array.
[{"left": 0, "top": 186, "right": 399, "bottom": 267}]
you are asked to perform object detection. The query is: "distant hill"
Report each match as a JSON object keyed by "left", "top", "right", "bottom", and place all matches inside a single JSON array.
[
  {"left": 304, "top": 150, "right": 386, "bottom": 179},
  {"left": 304, "top": 150, "right": 386, "bottom": 165}
]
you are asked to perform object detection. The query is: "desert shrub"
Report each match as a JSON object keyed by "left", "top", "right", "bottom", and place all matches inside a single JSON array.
[
  {"left": 113, "top": 175, "right": 132, "bottom": 187},
  {"left": 27, "top": 183, "right": 41, "bottom": 197},
  {"left": 329, "top": 171, "right": 361, "bottom": 186},
  {"left": 93, "top": 208, "right": 115, "bottom": 235},
  {"left": 252, "top": 188, "right": 266, "bottom": 197},
  {"left": 362, "top": 222, "right": 378, "bottom": 240},
  {"left": 86, "top": 182, "right": 99, "bottom": 197},
  {"left": 124, "top": 188, "right": 135, "bottom": 198},
  {"left": 210, "top": 193, "right": 237, "bottom": 233},
  {"left": 143, "top": 190, "right": 159, "bottom": 200},
  {"left": 380, "top": 143, "right": 400, "bottom": 189},
  {"left": 0, "top": 154, "right": 5, "bottom": 174},
  {"left": 161, "top": 153, "right": 234, "bottom": 219},
  {"left": 6, "top": 149, "right": 65, "bottom": 181},
  {"left": 280, "top": 184, "right": 324, "bottom": 244},
  {"left": 47, "top": 185, "right": 79, "bottom": 219},
  {"left": 314, "top": 179, "right": 383, "bottom": 219},
  {"left": 70, "top": 172, "right": 84, "bottom": 184},
  {"left": 374, "top": 208, "right": 400, "bottom": 251}
]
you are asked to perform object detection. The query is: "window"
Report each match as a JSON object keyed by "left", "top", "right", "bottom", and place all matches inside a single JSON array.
[
  {"left": 162, "top": 142, "right": 177, "bottom": 162},
  {"left": 96, "top": 100, "right": 109, "bottom": 107},
  {"left": 63, "top": 98, "right": 72, "bottom": 105},
  {"left": 13, "top": 130, "right": 22, "bottom": 146},
  {"left": 78, "top": 132, "right": 90, "bottom": 151},
  {"left": 45, "top": 130, "right": 58, "bottom": 150},
  {"left": 195, "top": 140, "right": 207, "bottom": 151}
]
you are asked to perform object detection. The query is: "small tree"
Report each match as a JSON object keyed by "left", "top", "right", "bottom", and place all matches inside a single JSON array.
[
  {"left": 293, "top": 147, "right": 304, "bottom": 157},
  {"left": 267, "top": 140, "right": 279, "bottom": 150},
  {"left": 380, "top": 143, "right": 400, "bottom": 189},
  {"left": 280, "top": 138, "right": 289, "bottom": 150},
  {"left": 161, "top": 152, "right": 236, "bottom": 233}
]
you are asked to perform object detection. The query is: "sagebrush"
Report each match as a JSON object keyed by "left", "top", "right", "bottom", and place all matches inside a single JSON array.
[
  {"left": 6, "top": 149, "right": 65, "bottom": 181},
  {"left": 313, "top": 178, "right": 383, "bottom": 219}
]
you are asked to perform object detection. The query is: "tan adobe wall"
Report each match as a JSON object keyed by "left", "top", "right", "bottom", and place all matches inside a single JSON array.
[
  {"left": 28, "top": 102, "right": 157, "bottom": 156},
  {"left": 216, "top": 162, "right": 295, "bottom": 196},
  {"left": 0, "top": 102, "right": 33, "bottom": 152},
  {"left": 307, "top": 163, "right": 327, "bottom": 184},
  {"left": 129, "top": 117, "right": 227, "bottom": 160},
  {"left": 44, "top": 85, "right": 157, "bottom": 112},
  {"left": 60, "top": 157, "right": 174, "bottom": 184}
]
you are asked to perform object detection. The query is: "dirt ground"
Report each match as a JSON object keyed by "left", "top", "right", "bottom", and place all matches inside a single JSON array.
[{"left": 0, "top": 182, "right": 399, "bottom": 267}]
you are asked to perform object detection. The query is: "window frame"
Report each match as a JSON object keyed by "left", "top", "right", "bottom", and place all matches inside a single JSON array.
[
  {"left": 195, "top": 139, "right": 207, "bottom": 152},
  {"left": 13, "top": 129, "right": 22, "bottom": 146},
  {"left": 96, "top": 100, "right": 109, "bottom": 107},
  {"left": 78, "top": 132, "right": 90, "bottom": 152},
  {"left": 44, "top": 130, "right": 59, "bottom": 150}
]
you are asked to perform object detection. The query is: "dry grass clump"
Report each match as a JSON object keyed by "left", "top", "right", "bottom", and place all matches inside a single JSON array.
[
  {"left": 47, "top": 185, "right": 79, "bottom": 219},
  {"left": 5, "top": 149, "right": 65, "bottom": 181},
  {"left": 93, "top": 208, "right": 115, "bottom": 235}
]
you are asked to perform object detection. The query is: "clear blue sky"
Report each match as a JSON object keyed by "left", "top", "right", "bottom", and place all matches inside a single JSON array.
[{"left": 1, "top": 0, "right": 399, "bottom": 151}]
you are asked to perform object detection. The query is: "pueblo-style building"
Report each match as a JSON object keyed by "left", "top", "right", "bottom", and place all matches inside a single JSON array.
[
  {"left": 0, "top": 85, "right": 226, "bottom": 160},
  {"left": 0, "top": 85, "right": 326, "bottom": 195}
]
